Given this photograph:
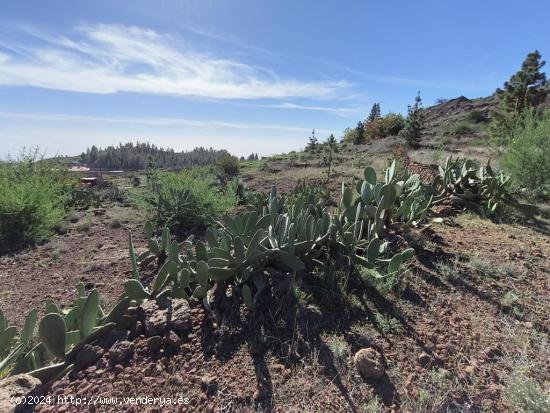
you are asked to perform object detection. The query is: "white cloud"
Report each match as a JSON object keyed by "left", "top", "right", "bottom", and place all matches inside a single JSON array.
[
  {"left": 0, "top": 24, "right": 348, "bottom": 99},
  {"left": 256, "top": 102, "right": 362, "bottom": 116},
  {"left": 0, "top": 111, "right": 332, "bottom": 133}
]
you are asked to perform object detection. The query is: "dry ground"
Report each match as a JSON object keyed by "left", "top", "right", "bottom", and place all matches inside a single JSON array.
[
  {"left": 1, "top": 141, "right": 548, "bottom": 412},
  {"left": 1, "top": 202, "right": 548, "bottom": 412}
]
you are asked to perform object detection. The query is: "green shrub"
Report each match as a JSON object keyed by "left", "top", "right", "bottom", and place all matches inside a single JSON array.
[
  {"left": 153, "top": 169, "right": 238, "bottom": 230},
  {"left": 341, "top": 127, "right": 355, "bottom": 144},
  {"left": 216, "top": 154, "right": 240, "bottom": 181},
  {"left": 0, "top": 154, "right": 74, "bottom": 253},
  {"left": 362, "top": 113, "right": 405, "bottom": 141},
  {"left": 505, "top": 374, "right": 550, "bottom": 413},
  {"left": 379, "top": 113, "right": 405, "bottom": 137},
  {"left": 502, "top": 111, "right": 550, "bottom": 198},
  {"left": 467, "top": 109, "right": 487, "bottom": 123},
  {"left": 444, "top": 120, "right": 476, "bottom": 136}
]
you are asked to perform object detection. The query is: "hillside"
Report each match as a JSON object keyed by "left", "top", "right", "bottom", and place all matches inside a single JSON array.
[
  {"left": 241, "top": 88, "right": 550, "bottom": 198},
  {"left": 1, "top": 88, "right": 549, "bottom": 413}
]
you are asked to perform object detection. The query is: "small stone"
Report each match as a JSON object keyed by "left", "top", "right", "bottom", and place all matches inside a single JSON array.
[
  {"left": 141, "top": 299, "right": 192, "bottom": 336},
  {"left": 353, "top": 348, "right": 385, "bottom": 380},
  {"left": 201, "top": 375, "right": 218, "bottom": 394},
  {"left": 77, "top": 382, "right": 95, "bottom": 394},
  {"left": 74, "top": 344, "right": 103, "bottom": 371},
  {"left": 418, "top": 352, "right": 432, "bottom": 367},
  {"left": 143, "top": 377, "right": 157, "bottom": 385},
  {"left": 0, "top": 374, "right": 42, "bottom": 413},
  {"left": 282, "top": 369, "right": 291, "bottom": 380},
  {"left": 144, "top": 362, "right": 162, "bottom": 377},
  {"left": 147, "top": 336, "right": 163, "bottom": 352},
  {"left": 108, "top": 340, "right": 135, "bottom": 363},
  {"left": 163, "top": 331, "right": 181, "bottom": 348},
  {"left": 272, "top": 363, "right": 285, "bottom": 372},
  {"left": 438, "top": 369, "right": 451, "bottom": 379},
  {"left": 487, "top": 383, "right": 500, "bottom": 396},
  {"left": 484, "top": 345, "right": 502, "bottom": 360},
  {"left": 97, "top": 329, "right": 128, "bottom": 348}
]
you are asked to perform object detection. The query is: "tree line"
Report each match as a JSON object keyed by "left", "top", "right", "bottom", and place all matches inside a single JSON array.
[{"left": 80, "top": 142, "right": 231, "bottom": 170}]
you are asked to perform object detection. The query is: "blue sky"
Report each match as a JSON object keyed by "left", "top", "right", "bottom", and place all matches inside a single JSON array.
[{"left": 0, "top": 0, "right": 548, "bottom": 158}]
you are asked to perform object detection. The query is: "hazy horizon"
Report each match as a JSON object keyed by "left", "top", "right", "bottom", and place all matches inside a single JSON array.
[{"left": 1, "top": 0, "right": 549, "bottom": 158}]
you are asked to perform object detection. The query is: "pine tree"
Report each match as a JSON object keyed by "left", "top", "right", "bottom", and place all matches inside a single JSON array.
[
  {"left": 496, "top": 50, "right": 547, "bottom": 114},
  {"left": 352, "top": 121, "right": 365, "bottom": 144},
  {"left": 322, "top": 134, "right": 339, "bottom": 183},
  {"left": 399, "top": 92, "right": 425, "bottom": 147},
  {"left": 306, "top": 129, "right": 318, "bottom": 152},
  {"left": 89, "top": 145, "right": 99, "bottom": 164},
  {"left": 366, "top": 103, "right": 381, "bottom": 123},
  {"left": 491, "top": 51, "right": 548, "bottom": 145}
]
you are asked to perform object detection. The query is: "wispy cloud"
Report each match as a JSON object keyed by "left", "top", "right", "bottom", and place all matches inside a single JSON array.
[
  {"left": 255, "top": 102, "right": 363, "bottom": 116},
  {"left": 0, "top": 23, "right": 348, "bottom": 99},
  {"left": 0, "top": 111, "right": 332, "bottom": 134}
]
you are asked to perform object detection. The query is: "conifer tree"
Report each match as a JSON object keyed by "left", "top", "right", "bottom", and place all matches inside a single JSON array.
[
  {"left": 496, "top": 50, "right": 547, "bottom": 114},
  {"left": 366, "top": 103, "right": 381, "bottom": 123},
  {"left": 491, "top": 51, "right": 548, "bottom": 145},
  {"left": 322, "top": 134, "right": 339, "bottom": 184},
  {"left": 306, "top": 129, "right": 318, "bottom": 152},
  {"left": 352, "top": 121, "right": 365, "bottom": 144},
  {"left": 399, "top": 92, "right": 425, "bottom": 147}
]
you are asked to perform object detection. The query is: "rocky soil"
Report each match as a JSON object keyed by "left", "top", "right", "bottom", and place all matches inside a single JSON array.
[{"left": 1, "top": 204, "right": 548, "bottom": 412}]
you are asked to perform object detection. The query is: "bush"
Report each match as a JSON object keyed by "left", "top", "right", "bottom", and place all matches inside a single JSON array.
[
  {"left": 467, "top": 109, "right": 487, "bottom": 123},
  {"left": 502, "top": 111, "right": 550, "bottom": 198},
  {"left": 364, "top": 119, "right": 382, "bottom": 140},
  {"left": 341, "top": 127, "right": 355, "bottom": 144},
  {"left": 0, "top": 154, "right": 74, "bottom": 253},
  {"left": 362, "top": 114, "right": 405, "bottom": 141},
  {"left": 153, "top": 169, "right": 238, "bottom": 231},
  {"left": 379, "top": 113, "right": 405, "bottom": 137},
  {"left": 445, "top": 120, "right": 476, "bottom": 136},
  {"left": 505, "top": 374, "right": 550, "bottom": 413},
  {"left": 216, "top": 154, "right": 240, "bottom": 181}
]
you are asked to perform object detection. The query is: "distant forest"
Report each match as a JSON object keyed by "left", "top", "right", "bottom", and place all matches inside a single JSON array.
[{"left": 79, "top": 142, "right": 231, "bottom": 170}]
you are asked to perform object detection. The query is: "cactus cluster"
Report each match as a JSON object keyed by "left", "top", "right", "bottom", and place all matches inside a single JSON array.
[
  {"left": 0, "top": 285, "right": 129, "bottom": 382},
  {"left": 433, "top": 157, "right": 513, "bottom": 215},
  {"left": 339, "top": 160, "right": 433, "bottom": 235},
  {"left": 125, "top": 163, "right": 421, "bottom": 312}
]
